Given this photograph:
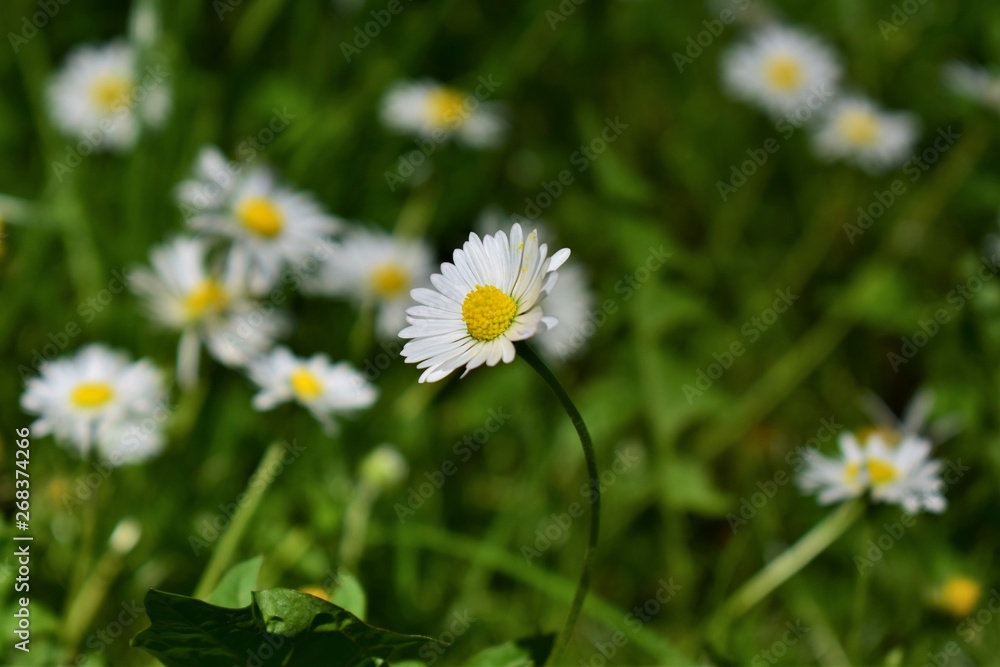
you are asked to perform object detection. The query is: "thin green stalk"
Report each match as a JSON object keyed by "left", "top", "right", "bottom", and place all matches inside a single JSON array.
[
  {"left": 516, "top": 342, "right": 599, "bottom": 667},
  {"left": 713, "top": 499, "right": 864, "bottom": 625},
  {"left": 193, "top": 441, "right": 287, "bottom": 599}
]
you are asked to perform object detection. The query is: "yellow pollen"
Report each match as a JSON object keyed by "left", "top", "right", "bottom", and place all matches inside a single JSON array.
[
  {"left": 866, "top": 458, "right": 898, "bottom": 485},
  {"left": 184, "top": 280, "right": 229, "bottom": 319},
  {"left": 844, "top": 461, "right": 860, "bottom": 483},
  {"left": 236, "top": 197, "right": 284, "bottom": 238},
  {"left": 290, "top": 368, "right": 323, "bottom": 400},
  {"left": 764, "top": 55, "right": 803, "bottom": 92},
  {"left": 427, "top": 88, "right": 468, "bottom": 128},
  {"left": 838, "top": 109, "right": 881, "bottom": 146},
  {"left": 71, "top": 382, "right": 115, "bottom": 409},
  {"left": 938, "top": 577, "right": 982, "bottom": 618},
  {"left": 462, "top": 285, "right": 517, "bottom": 342},
  {"left": 370, "top": 264, "right": 409, "bottom": 298},
  {"left": 90, "top": 75, "right": 133, "bottom": 112}
]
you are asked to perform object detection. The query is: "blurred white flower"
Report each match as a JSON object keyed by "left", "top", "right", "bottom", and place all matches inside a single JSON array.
[
  {"left": 129, "top": 236, "right": 287, "bottom": 388},
  {"left": 176, "top": 146, "right": 341, "bottom": 293},
  {"left": 533, "top": 263, "right": 595, "bottom": 362},
  {"left": 303, "top": 226, "right": 433, "bottom": 340},
  {"left": 381, "top": 79, "right": 506, "bottom": 148},
  {"left": 811, "top": 97, "right": 919, "bottom": 173},
  {"left": 797, "top": 431, "right": 867, "bottom": 505},
  {"left": 943, "top": 61, "right": 1000, "bottom": 113},
  {"left": 359, "top": 444, "right": 409, "bottom": 491},
  {"left": 721, "top": 24, "right": 841, "bottom": 116},
  {"left": 47, "top": 39, "right": 170, "bottom": 152},
  {"left": 245, "top": 346, "right": 377, "bottom": 433},
  {"left": 20, "top": 344, "right": 167, "bottom": 464},
  {"left": 400, "top": 223, "right": 569, "bottom": 382}
]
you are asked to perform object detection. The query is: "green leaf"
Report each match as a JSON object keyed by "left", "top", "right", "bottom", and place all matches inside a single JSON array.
[
  {"left": 205, "top": 555, "right": 263, "bottom": 608},
  {"left": 329, "top": 569, "right": 368, "bottom": 620},
  {"left": 465, "top": 635, "right": 555, "bottom": 667},
  {"left": 131, "top": 588, "right": 442, "bottom": 667}
]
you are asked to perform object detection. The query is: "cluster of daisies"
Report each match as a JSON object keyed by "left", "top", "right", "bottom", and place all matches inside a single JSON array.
[{"left": 721, "top": 23, "right": 919, "bottom": 173}]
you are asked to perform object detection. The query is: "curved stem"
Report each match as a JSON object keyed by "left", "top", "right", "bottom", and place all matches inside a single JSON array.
[{"left": 516, "top": 342, "right": 599, "bottom": 666}]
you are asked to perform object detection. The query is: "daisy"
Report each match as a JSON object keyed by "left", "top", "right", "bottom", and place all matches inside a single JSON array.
[
  {"left": 47, "top": 39, "right": 170, "bottom": 152},
  {"left": 20, "top": 344, "right": 167, "bottom": 463},
  {"left": 245, "top": 347, "right": 377, "bottom": 433},
  {"left": 177, "top": 146, "right": 341, "bottom": 293},
  {"left": 797, "top": 431, "right": 868, "bottom": 505},
  {"left": 864, "top": 432, "right": 946, "bottom": 513},
  {"left": 811, "top": 97, "right": 919, "bottom": 173},
  {"left": 721, "top": 24, "right": 841, "bottom": 117},
  {"left": 399, "top": 223, "right": 570, "bottom": 383},
  {"left": 944, "top": 61, "right": 1000, "bottom": 113},
  {"left": 129, "top": 236, "right": 287, "bottom": 388},
  {"left": 380, "top": 79, "right": 506, "bottom": 148},
  {"left": 533, "top": 263, "right": 596, "bottom": 362},
  {"left": 304, "top": 227, "right": 433, "bottom": 340}
]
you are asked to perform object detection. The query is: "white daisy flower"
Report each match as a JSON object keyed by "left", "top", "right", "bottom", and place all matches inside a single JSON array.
[
  {"left": 400, "top": 223, "right": 570, "bottom": 383},
  {"left": 812, "top": 97, "right": 919, "bottom": 173},
  {"left": 721, "top": 24, "right": 841, "bottom": 117},
  {"left": 304, "top": 227, "right": 433, "bottom": 340},
  {"left": 797, "top": 431, "right": 868, "bottom": 505},
  {"left": 943, "top": 61, "right": 1000, "bottom": 113},
  {"left": 380, "top": 79, "right": 506, "bottom": 148},
  {"left": 47, "top": 39, "right": 170, "bottom": 152},
  {"left": 177, "top": 147, "right": 340, "bottom": 293},
  {"left": 533, "top": 263, "right": 596, "bottom": 362},
  {"left": 864, "top": 432, "right": 946, "bottom": 514},
  {"left": 245, "top": 347, "right": 377, "bottom": 433},
  {"left": 129, "top": 236, "right": 287, "bottom": 388},
  {"left": 20, "top": 344, "right": 166, "bottom": 463}
]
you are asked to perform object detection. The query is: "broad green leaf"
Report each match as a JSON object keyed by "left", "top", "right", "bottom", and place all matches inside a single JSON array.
[
  {"left": 131, "top": 588, "right": 441, "bottom": 667},
  {"left": 330, "top": 569, "right": 368, "bottom": 620},
  {"left": 205, "top": 555, "right": 263, "bottom": 608},
  {"left": 465, "top": 635, "right": 555, "bottom": 667}
]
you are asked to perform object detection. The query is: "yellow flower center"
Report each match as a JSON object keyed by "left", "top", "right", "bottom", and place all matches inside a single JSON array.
[
  {"left": 427, "top": 88, "right": 468, "bottom": 128},
  {"left": 236, "top": 197, "right": 284, "bottom": 238},
  {"left": 91, "top": 75, "right": 134, "bottom": 113},
  {"left": 462, "top": 285, "right": 517, "bottom": 342},
  {"left": 370, "top": 264, "right": 409, "bottom": 298},
  {"left": 71, "top": 382, "right": 115, "bottom": 409},
  {"left": 184, "top": 280, "right": 229, "bottom": 319},
  {"left": 939, "top": 577, "right": 982, "bottom": 618},
  {"left": 290, "top": 368, "right": 323, "bottom": 400},
  {"left": 866, "top": 458, "right": 898, "bottom": 485},
  {"left": 838, "top": 109, "right": 881, "bottom": 146},
  {"left": 844, "top": 461, "right": 861, "bottom": 483},
  {"left": 764, "top": 55, "right": 803, "bottom": 92}
]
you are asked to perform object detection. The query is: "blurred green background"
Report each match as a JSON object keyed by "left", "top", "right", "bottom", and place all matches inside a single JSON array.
[{"left": 2, "top": 0, "right": 1000, "bottom": 665}]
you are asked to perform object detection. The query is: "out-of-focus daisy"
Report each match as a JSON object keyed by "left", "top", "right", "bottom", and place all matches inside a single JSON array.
[
  {"left": 721, "top": 24, "right": 841, "bottom": 116},
  {"left": 245, "top": 347, "right": 377, "bottom": 433},
  {"left": 944, "top": 61, "right": 1000, "bottom": 113},
  {"left": 400, "top": 223, "right": 570, "bottom": 383},
  {"left": 20, "top": 344, "right": 166, "bottom": 463},
  {"left": 129, "top": 236, "right": 287, "bottom": 388},
  {"left": 797, "top": 431, "right": 867, "bottom": 505},
  {"left": 304, "top": 227, "right": 433, "bottom": 340},
  {"left": 381, "top": 79, "right": 506, "bottom": 148},
  {"left": 177, "top": 146, "right": 340, "bottom": 293},
  {"left": 47, "top": 40, "right": 170, "bottom": 152},
  {"left": 934, "top": 576, "right": 982, "bottom": 618},
  {"left": 859, "top": 388, "right": 962, "bottom": 445},
  {"left": 533, "top": 263, "right": 595, "bottom": 362},
  {"left": 812, "top": 97, "right": 918, "bottom": 173}
]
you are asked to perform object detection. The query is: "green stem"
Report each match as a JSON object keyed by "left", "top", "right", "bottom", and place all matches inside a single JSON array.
[
  {"left": 516, "top": 342, "right": 599, "bottom": 666},
  {"left": 192, "top": 441, "right": 287, "bottom": 599},
  {"left": 714, "top": 499, "right": 864, "bottom": 625}
]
